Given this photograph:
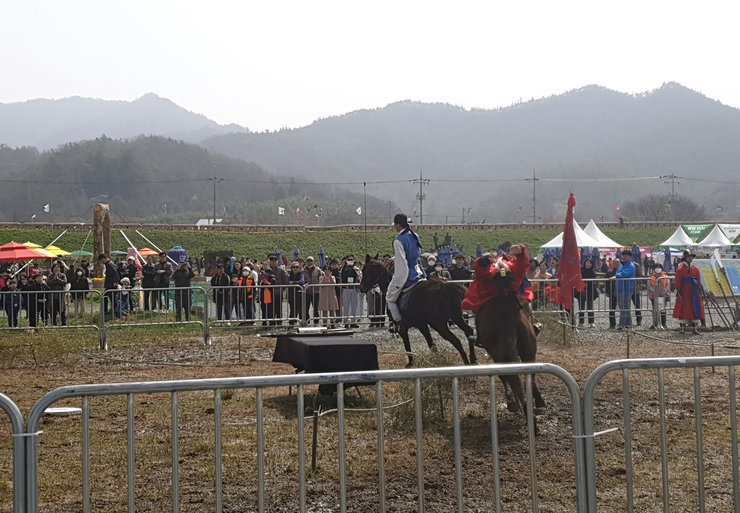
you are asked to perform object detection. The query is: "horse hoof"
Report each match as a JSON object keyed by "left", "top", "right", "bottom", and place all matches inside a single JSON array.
[{"left": 430, "top": 344, "right": 438, "bottom": 352}]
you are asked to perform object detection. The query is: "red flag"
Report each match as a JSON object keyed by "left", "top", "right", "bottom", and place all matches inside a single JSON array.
[{"left": 557, "top": 193, "right": 586, "bottom": 310}]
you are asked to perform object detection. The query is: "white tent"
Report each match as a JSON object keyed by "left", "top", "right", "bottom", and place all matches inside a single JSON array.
[
  {"left": 696, "top": 224, "right": 733, "bottom": 249},
  {"left": 583, "top": 219, "right": 623, "bottom": 247},
  {"left": 658, "top": 226, "right": 695, "bottom": 249},
  {"left": 540, "top": 219, "right": 602, "bottom": 249}
]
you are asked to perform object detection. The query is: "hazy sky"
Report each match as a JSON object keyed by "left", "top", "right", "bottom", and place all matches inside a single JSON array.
[{"left": 3, "top": 1, "right": 739, "bottom": 132}]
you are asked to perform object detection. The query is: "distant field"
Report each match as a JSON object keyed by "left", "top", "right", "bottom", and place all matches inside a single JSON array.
[{"left": 0, "top": 225, "right": 675, "bottom": 262}]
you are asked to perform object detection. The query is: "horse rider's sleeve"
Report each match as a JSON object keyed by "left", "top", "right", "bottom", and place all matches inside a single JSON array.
[{"left": 386, "top": 238, "right": 409, "bottom": 302}]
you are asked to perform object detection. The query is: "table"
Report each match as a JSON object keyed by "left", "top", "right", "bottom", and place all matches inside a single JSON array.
[{"left": 273, "top": 335, "right": 379, "bottom": 394}]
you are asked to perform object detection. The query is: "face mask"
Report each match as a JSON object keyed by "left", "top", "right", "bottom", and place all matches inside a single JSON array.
[
  {"left": 346, "top": 261, "right": 354, "bottom": 266},
  {"left": 242, "top": 271, "right": 248, "bottom": 276},
  {"left": 76, "top": 272, "right": 83, "bottom": 276},
  {"left": 428, "top": 260, "right": 435, "bottom": 266},
  {"left": 435, "top": 266, "right": 443, "bottom": 271}
]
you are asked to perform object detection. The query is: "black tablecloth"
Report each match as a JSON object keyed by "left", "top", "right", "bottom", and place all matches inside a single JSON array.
[{"left": 273, "top": 336, "right": 379, "bottom": 374}]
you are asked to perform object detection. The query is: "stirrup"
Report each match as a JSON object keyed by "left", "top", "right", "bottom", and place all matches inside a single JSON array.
[
  {"left": 533, "top": 322, "right": 542, "bottom": 336},
  {"left": 388, "top": 321, "right": 400, "bottom": 334}
]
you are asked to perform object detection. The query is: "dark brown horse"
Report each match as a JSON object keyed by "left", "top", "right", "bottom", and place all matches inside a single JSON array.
[
  {"left": 475, "top": 272, "right": 545, "bottom": 418},
  {"left": 359, "top": 254, "right": 476, "bottom": 366}
]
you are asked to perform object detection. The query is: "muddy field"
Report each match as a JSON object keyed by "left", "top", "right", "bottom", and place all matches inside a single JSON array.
[{"left": 1, "top": 325, "right": 739, "bottom": 512}]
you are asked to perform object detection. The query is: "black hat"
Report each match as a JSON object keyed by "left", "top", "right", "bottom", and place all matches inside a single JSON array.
[
  {"left": 159, "top": 251, "right": 167, "bottom": 257},
  {"left": 268, "top": 253, "right": 278, "bottom": 260},
  {"left": 393, "top": 213, "right": 409, "bottom": 227},
  {"left": 682, "top": 249, "right": 696, "bottom": 259},
  {"left": 455, "top": 254, "right": 465, "bottom": 259},
  {"left": 621, "top": 249, "right": 632, "bottom": 257}
]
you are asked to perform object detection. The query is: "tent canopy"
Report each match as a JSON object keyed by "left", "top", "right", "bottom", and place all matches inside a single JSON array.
[
  {"left": 21, "top": 241, "right": 59, "bottom": 258},
  {"left": 0, "top": 242, "right": 49, "bottom": 262},
  {"left": 696, "top": 224, "right": 733, "bottom": 249},
  {"left": 659, "top": 226, "right": 695, "bottom": 249},
  {"left": 583, "top": 219, "right": 623, "bottom": 247},
  {"left": 540, "top": 219, "right": 601, "bottom": 249}
]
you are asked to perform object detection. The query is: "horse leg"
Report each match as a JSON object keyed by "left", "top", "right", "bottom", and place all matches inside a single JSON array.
[
  {"left": 516, "top": 315, "right": 546, "bottom": 409},
  {"left": 429, "top": 320, "right": 471, "bottom": 365},
  {"left": 448, "top": 309, "right": 477, "bottom": 364},
  {"left": 416, "top": 323, "right": 438, "bottom": 352},
  {"left": 399, "top": 323, "right": 414, "bottom": 367}
]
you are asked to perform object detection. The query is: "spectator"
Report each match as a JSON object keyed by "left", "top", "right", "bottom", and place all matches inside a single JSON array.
[
  {"left": 631, "top": 256, "right": 643, "bottom": 327},
  {"left": 124, "top": 256, "right": 138, "bottom": 282},
  {"left": 268, "top": 253, "right": 288, "bottom": 324},
  {"left": 449, "top": 254, "right": 472, "bottom": 281},
  {"left": 532, "top": 260, "right": 552, "bottom": 311},
  {"left": 340, "top": 255, "right": 362, "bottom": 328},
  {"left": 226, "top": 274, "right": 240, "bottom": 319},
  {"left": 99, "top": 253, "right": 120, "bottom": 320},
  {"left": 611, "top": 250, "right": 636, "bottom": 330},
  {"left": 649, "top": 263, "right": 670, "bottom": 330},
  {"left": 329, "top": 258, "right": 341, "bottom": 321},
  {"left": 211, "top": 263, "right": 231, "bottom": 320},
  {"left": 258, "top": 267, "right": 278, "bottom": 324},
  {"left": 286, "top": 261, "right": 305, "bottom": 325},
  {"left": 154, "top": 252, "right": 173, "bottom": 312},
  {"left": 577, "top": 259, "right": 598, "bottom": 328},
  {"left": 141, "top": 255, "right": 157, "bottom": 311},
  {"left": 424, "top": 255, "right": 437, "bottom": 278},
  {"left": 605, "top": 257, "right": 620, "bottom": 329},
  {"left": 429, "top": 260, "right": 451, "bottom": 281},
  {"left": 80, "top": 260, "right": 91, "bottom": 278},
  {"left": 1, "top": 279, "right": 22, "bottom": 327},
  {"left": 172, "top": 262, "right": 194, "bottom": 322},
  {"left": 319, "top": 265, "right": 339, "bottom": 327},
  {"left": 26, "top": 274, "right": 49, "bottom": 329},
  {"left": 46, "top": 263, "right": 68, "bottom": 326},
  {"left": 69, "top": 267, "right": 90, "bottom": 317},
  {"left": 302, "top": 256, "right": 322, "bottom": 324},
  {"left": 116, "top": 277, "right": 132, "bottom": 321},
  {"left": 236, "top": 263, "right": 254, "bottom": 322},
  {"left": 548, "top": 255, "right": 560, "bottom": 277},
  {"left": 673, "top": 250, "right": 704, "bottom": 334}
]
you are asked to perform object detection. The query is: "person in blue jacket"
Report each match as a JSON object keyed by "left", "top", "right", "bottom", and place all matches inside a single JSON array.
[
  {"left": 386, "top": 213, "right": 424, "bottom": 328},
  {"left": 610, "top": 249, "right": 636, "bottom": 329}
]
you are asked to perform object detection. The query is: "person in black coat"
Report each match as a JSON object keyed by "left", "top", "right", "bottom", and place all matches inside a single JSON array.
[
  {"left": 26, "top": 274, "right": 49, "bottom": 328},
  {"left": 1, "top": 279, "right": 23, "bottom": 327},
  {"left": 605, "top": 258, "right": 620, "bottom": 329},
  {"left": 171, "top": 262, "right": 194, "bottom": 321},
  {"left": 211, "top": 264, "right": 231, "bottom": 320},
  {"left": 69, "top": 267, "right": 90, "bottom": 317},
  {"left": 98, "top": 254, "right": 120, "bottom": 320},
  {"left": 140, "top": 255, "right": 157, "bottom": 311},
  {"left": 577, "top": 258, "right": 599, "bottom": 327}
]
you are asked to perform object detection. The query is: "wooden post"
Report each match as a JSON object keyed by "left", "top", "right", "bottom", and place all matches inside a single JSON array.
[{"left": 93, "top": 204, "right": 111, "bottom": 278}]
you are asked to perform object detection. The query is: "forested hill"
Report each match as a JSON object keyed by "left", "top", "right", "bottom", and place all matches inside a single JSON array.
[
  {"left": 0, "top": 136, "right": 388, "bottom": 223},
  {"left": 0, "top": 93, "right": 248, "bottom": 150},
  {"left": 203, "top": 83, "right": 740, "bottom": 222}
]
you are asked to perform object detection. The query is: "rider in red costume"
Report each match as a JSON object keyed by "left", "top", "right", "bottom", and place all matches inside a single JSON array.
[{"left": 462, "top": 243, "right": 534, "bottom": 313}]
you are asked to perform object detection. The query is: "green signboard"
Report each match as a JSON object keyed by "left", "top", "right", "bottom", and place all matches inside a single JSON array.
[{"left": 681, "top": 224, "right": 713, "bottom": 242}]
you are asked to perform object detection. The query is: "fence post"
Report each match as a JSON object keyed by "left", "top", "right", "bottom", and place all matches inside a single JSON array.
[
  {"left": 99, "top": 290, "right": 107, "bottom": 351},
  {"left": 202, "top": 286, "right": 210, "bottom": 345}
]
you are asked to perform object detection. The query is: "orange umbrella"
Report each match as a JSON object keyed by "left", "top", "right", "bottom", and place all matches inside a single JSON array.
[
  {"left": 138, "top": 247, "right": 159, "bottom": 257},
  {"left": 0, "top": 242, "right": 49, "bottom": 262}
]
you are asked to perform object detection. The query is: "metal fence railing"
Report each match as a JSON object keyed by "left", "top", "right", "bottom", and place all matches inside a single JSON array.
[{"left": 1, "top": 355, "right": 740, "bottom": 511}]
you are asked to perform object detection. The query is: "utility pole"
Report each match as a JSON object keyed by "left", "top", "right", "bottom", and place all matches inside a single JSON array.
[
  {"left": 209, "top": 174, "right": 224, "bottom": 225},
  {"left": 410, "top": 169, "right": 430, "bottom": 224},
  {"left": 661, "top": 173, "right": 680, "bottom": 198},
  {"left": 524, "top": 169, "right": 539, "bottom": 223}
]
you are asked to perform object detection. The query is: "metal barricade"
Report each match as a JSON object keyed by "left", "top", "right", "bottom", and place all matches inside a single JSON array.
[
  {"left": 24, "top": 363, "right": 586, "bottom": 513},
  {"left": 206, "top": 284, "right": 305, "bottom": 330},
  {"left": 0, "top": 393, "right": 25, "bottom": 513},
  {"left": 0, "top": 288, "right": 103, "bottom": 346},
  {"left": 583, "top": 356, "right": 740, "bottom": 512},
  {"left": 101, "top": 286, "right": 209, "bottom": 347},
  {"left": 529, "top": 277, "right": 656, "bottom": 328}
]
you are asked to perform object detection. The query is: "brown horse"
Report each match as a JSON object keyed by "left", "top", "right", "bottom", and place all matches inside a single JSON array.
[
  {"left": 475, "top": 272, "right": 545, "bottom": 418},
  {"left": 359, "top": 255, "right": 476, "bottom": 366}
]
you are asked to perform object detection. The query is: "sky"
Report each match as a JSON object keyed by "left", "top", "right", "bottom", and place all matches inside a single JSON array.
[{"left": 3, "top": 1, "right": 740, "bottom": 132}]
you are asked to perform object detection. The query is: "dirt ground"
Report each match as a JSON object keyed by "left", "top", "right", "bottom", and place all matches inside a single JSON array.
[{"left": 1, "top": 325, "right": 739, "bottom": 512}]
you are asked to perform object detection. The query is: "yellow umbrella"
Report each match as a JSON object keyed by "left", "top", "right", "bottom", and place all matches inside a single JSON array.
[
  {"left": 46, "top": 245, "right": 71, "bottom": 256},
  {"left": 22, "top": 242, "right": 60, "bottom": 259}
]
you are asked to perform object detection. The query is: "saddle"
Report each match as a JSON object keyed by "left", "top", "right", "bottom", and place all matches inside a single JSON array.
[{"left": 397, "top": 281, "right": 420, "bottom": 314}]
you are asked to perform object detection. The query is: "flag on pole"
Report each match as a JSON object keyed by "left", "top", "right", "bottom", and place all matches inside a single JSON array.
[
  {"left": 278, "top": 207, "right": 285, "bottom": 215},
  {"left": 43, "top": 204, "right": 50, "bottom": 213},
  {"left": 557, "top": 193, "right": 585, "bottom": 310},
  {"left": 356, "top": 207, "right": 362, "bottom": 215},
  {"left": 296, "top": 207, "right": 301, "bottom": 217}
]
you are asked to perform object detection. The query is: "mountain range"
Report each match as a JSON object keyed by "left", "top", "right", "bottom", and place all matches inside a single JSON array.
[{"left": 1, "top": 83, "right": 739, "bottom": 223}]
